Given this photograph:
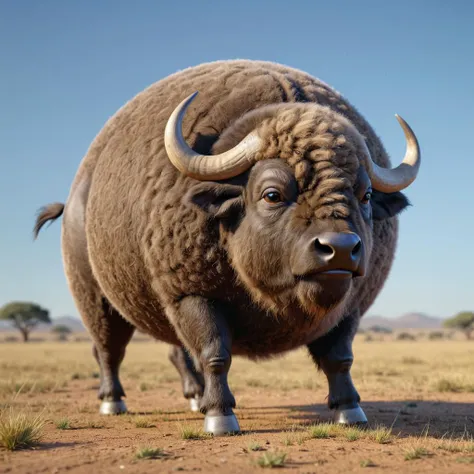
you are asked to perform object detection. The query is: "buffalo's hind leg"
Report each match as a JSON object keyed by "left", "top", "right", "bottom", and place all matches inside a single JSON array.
[
  {"left": 62, "top": 210, "right": 135, "bottom": 415},
  {"left": 307, "top": 311, "right": 368, "bottom": 426},
  {"left": 168, "top": 345, "right": 205, "bottom": 412},
  {"left": 90, "top": 299, "right": 135, "bottom": 415},
  {"left": 167, "top": 296, "right": 239, "bottom": 435}
]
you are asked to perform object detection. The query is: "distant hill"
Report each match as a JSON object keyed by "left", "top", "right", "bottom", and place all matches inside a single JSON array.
[
  {"left": 0, "top": 315, "right": 86, "bottom": 333},
  {"left": 0, "top": 312, "right": 445, "bottom": 333},
  {"left": 360, "top": 313, "right": 444, "bottom": 330}
]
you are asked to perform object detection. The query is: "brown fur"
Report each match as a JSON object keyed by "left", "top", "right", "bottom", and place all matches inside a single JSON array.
[{"left": 34, "top": 60, "right": 413, "bottom": 414}]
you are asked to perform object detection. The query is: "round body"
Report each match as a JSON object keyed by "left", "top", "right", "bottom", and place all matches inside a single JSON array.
[{"left": 61, "top": 60, "right": 399, "bottom": 358}]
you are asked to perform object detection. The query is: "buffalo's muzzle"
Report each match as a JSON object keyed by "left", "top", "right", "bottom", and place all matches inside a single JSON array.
[
  {"left": 313, "top": 232, "right": 362, "bottom": 273},
  {"left": 294, "top": 231, "right": 365, "bottom": 280}
]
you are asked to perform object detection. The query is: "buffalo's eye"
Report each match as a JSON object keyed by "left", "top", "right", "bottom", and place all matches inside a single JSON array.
[
  {"left": 361, "top": 190, "right": 372, "bottom": 204},
  {"left": 263, "top": 189, "right": 283, "bottom": 204}
]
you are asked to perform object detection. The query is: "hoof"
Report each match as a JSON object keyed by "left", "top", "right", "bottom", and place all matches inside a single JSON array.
[
  {"left": 189, "top": 396, "right": 201, "bottom": 413},
  {"left": 334, "top": 405, "right": 368, "bottom": 425},
  {"left": 99, "top": 399, "right": 127, "bottom": 415},
  {"left": 203, "top": 413, "right": 240, "bottom": 436}
]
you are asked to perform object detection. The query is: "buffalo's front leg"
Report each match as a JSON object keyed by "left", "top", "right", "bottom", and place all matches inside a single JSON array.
[
  {"left": 307, "top": 311, "right": 367, "bottom": 425},
  {"left": 168, "top": 296, "right": 239, "bottom": 435}
]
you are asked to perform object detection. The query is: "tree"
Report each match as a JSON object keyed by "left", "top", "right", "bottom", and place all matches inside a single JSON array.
[
  {"left": 51, "top": 324, "right": 72, "bottom": 341},
  {"left": 443, "top": 311, "right": 474, "bottom": 340},
  {"left": 0, "top": 301, "right": 51, "bottom": 342},
  {"left": 368, "top": 325, "right": 393, "bottom": 334}
]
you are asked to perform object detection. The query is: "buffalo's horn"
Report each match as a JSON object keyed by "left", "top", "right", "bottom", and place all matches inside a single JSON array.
[
  {"left": 362, "top": 115, "right": 421, "bottom": 193},
  {"left": 164, "top": 91, "right": 262, "bottom": 180}
]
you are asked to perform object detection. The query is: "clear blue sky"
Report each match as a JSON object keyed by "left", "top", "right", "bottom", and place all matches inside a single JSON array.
[{"left": 1, "top": 1, "right": 472, "bottom": 321}]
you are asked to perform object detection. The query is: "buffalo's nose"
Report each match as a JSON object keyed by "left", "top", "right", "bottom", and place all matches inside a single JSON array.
[{"left": 313, "top": 232, "right": 362, "bottom": 270}]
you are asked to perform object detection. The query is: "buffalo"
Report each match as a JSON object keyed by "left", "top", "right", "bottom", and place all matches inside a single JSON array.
[{"left": 34, "top": 60, "right": 420, "bottom": 435}]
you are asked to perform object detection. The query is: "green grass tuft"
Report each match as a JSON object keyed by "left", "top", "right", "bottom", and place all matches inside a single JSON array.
[
  {"left": 135, "top": 446, "right": 165, "bottom": 460},
  {"left": 56, "top": 418, "right": 71, "bottom": 430},
  {"left": 307, "top": 422, "right": 336, "bottom": 439},
  {"left": 178, "top": 424, "right": 210, "bottom": 440}
]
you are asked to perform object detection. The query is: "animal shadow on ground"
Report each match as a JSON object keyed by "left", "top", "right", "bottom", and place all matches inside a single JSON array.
[
  {"left": 240, "top": 400, "right": 474, "bottom": 438},
  {"left": 35, "top": 441, "right": 90, "bottom": 451}
]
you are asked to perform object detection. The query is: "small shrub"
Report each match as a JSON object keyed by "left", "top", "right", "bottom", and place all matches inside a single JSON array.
[
  {"left": 396, "top": 332, "right": 416, "bottom": 341},
  {"left": 428, "top": 331, "right": 444, "bottom": 340},
  {"left": 360, "top": 459, "right": 377, "bottom": 467}
]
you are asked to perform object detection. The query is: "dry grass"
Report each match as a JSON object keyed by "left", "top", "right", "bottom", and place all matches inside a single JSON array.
[
  {"left": 178, "top": 424, "right": 210, "bottom": 440},
  {"left": 2, "top": 338, "right": 474, "bottom": 402},
  {"left": 134, "top": 416, "right": 155, "bottom": 428},
  {"left": 2, "top": 337, "right": 474, "bottom": 471},
  {"left": 404, "top": 446, "right": 431, "bottom": 460},
  {"left": 256, "top": 450, "right": 287, "bottom": 468},
  {"left": 0, "top": 407, "right": 45, "bottom": 451},
  {"left": 367, "top": 425, "right": 393, "bottom": 444}
]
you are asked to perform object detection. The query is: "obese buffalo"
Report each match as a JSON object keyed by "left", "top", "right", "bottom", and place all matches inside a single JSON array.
[{"left": 34, "top": 59, "right": 420, "bottom": 435}]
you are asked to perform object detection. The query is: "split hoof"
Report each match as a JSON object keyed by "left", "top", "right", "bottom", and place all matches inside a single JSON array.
[
  {"left": 333, "top": 405, "right": 368, "bottom": 426},
  {"left": 203, "top": 413, "right": 240, "bottom": 436},
  {"left": 189, "top": 396, "right": 201, "bottom": 413},
  {"left": 99, "top": 399, "right": 127, "bottom": 415}
]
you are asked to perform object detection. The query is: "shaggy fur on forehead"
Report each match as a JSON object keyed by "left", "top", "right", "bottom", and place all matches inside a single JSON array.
[{"left": 213, "top": 103, "right": 367, "bottom": 219}]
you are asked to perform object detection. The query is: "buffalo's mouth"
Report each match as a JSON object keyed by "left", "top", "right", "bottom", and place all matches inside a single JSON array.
[{"left": 296, "top": 268, "right": 362, "bottom": 282}]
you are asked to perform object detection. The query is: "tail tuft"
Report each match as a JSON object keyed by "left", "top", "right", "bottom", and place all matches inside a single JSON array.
[{"left": 33, "top": 202, "right": 65, "bottom": 239}]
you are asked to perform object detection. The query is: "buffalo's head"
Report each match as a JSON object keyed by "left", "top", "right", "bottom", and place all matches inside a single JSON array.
[{"left": 164, "top": 92, "right": 420, "bottom": 320}]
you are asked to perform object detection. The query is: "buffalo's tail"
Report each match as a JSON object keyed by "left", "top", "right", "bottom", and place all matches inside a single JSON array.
[{"left": 33, "top": 202, "right": 65, "bottom": 239}]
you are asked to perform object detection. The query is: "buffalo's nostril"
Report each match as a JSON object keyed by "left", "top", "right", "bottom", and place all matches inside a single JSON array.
[
  {"left": 351, "top": 239, "right": 362, "bottom": 257},
  {"left": 314, "top": 238, "right": 334, "bottom": 256}
]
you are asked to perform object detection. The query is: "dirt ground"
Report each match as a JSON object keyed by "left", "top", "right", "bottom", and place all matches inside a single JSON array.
[{"left": 2, "top": 336, "right": 474, "bottom": 473}]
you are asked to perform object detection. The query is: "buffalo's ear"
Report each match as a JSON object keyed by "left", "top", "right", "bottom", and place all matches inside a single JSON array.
[
  {"left": 371, "top": 190, "right": 411, "bottom": 221},
  {"left": 184, "top": 182, "right": 245, "bottom": 220}
]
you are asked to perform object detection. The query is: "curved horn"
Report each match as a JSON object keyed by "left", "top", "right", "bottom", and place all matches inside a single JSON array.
[
  {"left": 164, "top": 91, "right": 262, "bottom": 181},
  {"left": 362, "top": 115, "right": 421, "bottom": 193}
]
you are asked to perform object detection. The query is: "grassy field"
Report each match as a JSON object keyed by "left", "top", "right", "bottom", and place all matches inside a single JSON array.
[{"left": 1, "top": 336, "right": 474, "bottom": 473}]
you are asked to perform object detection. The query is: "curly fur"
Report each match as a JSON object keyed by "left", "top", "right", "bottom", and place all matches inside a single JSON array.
[{"left": 35, "top": 59, "right": 410, "bottom": 358}]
